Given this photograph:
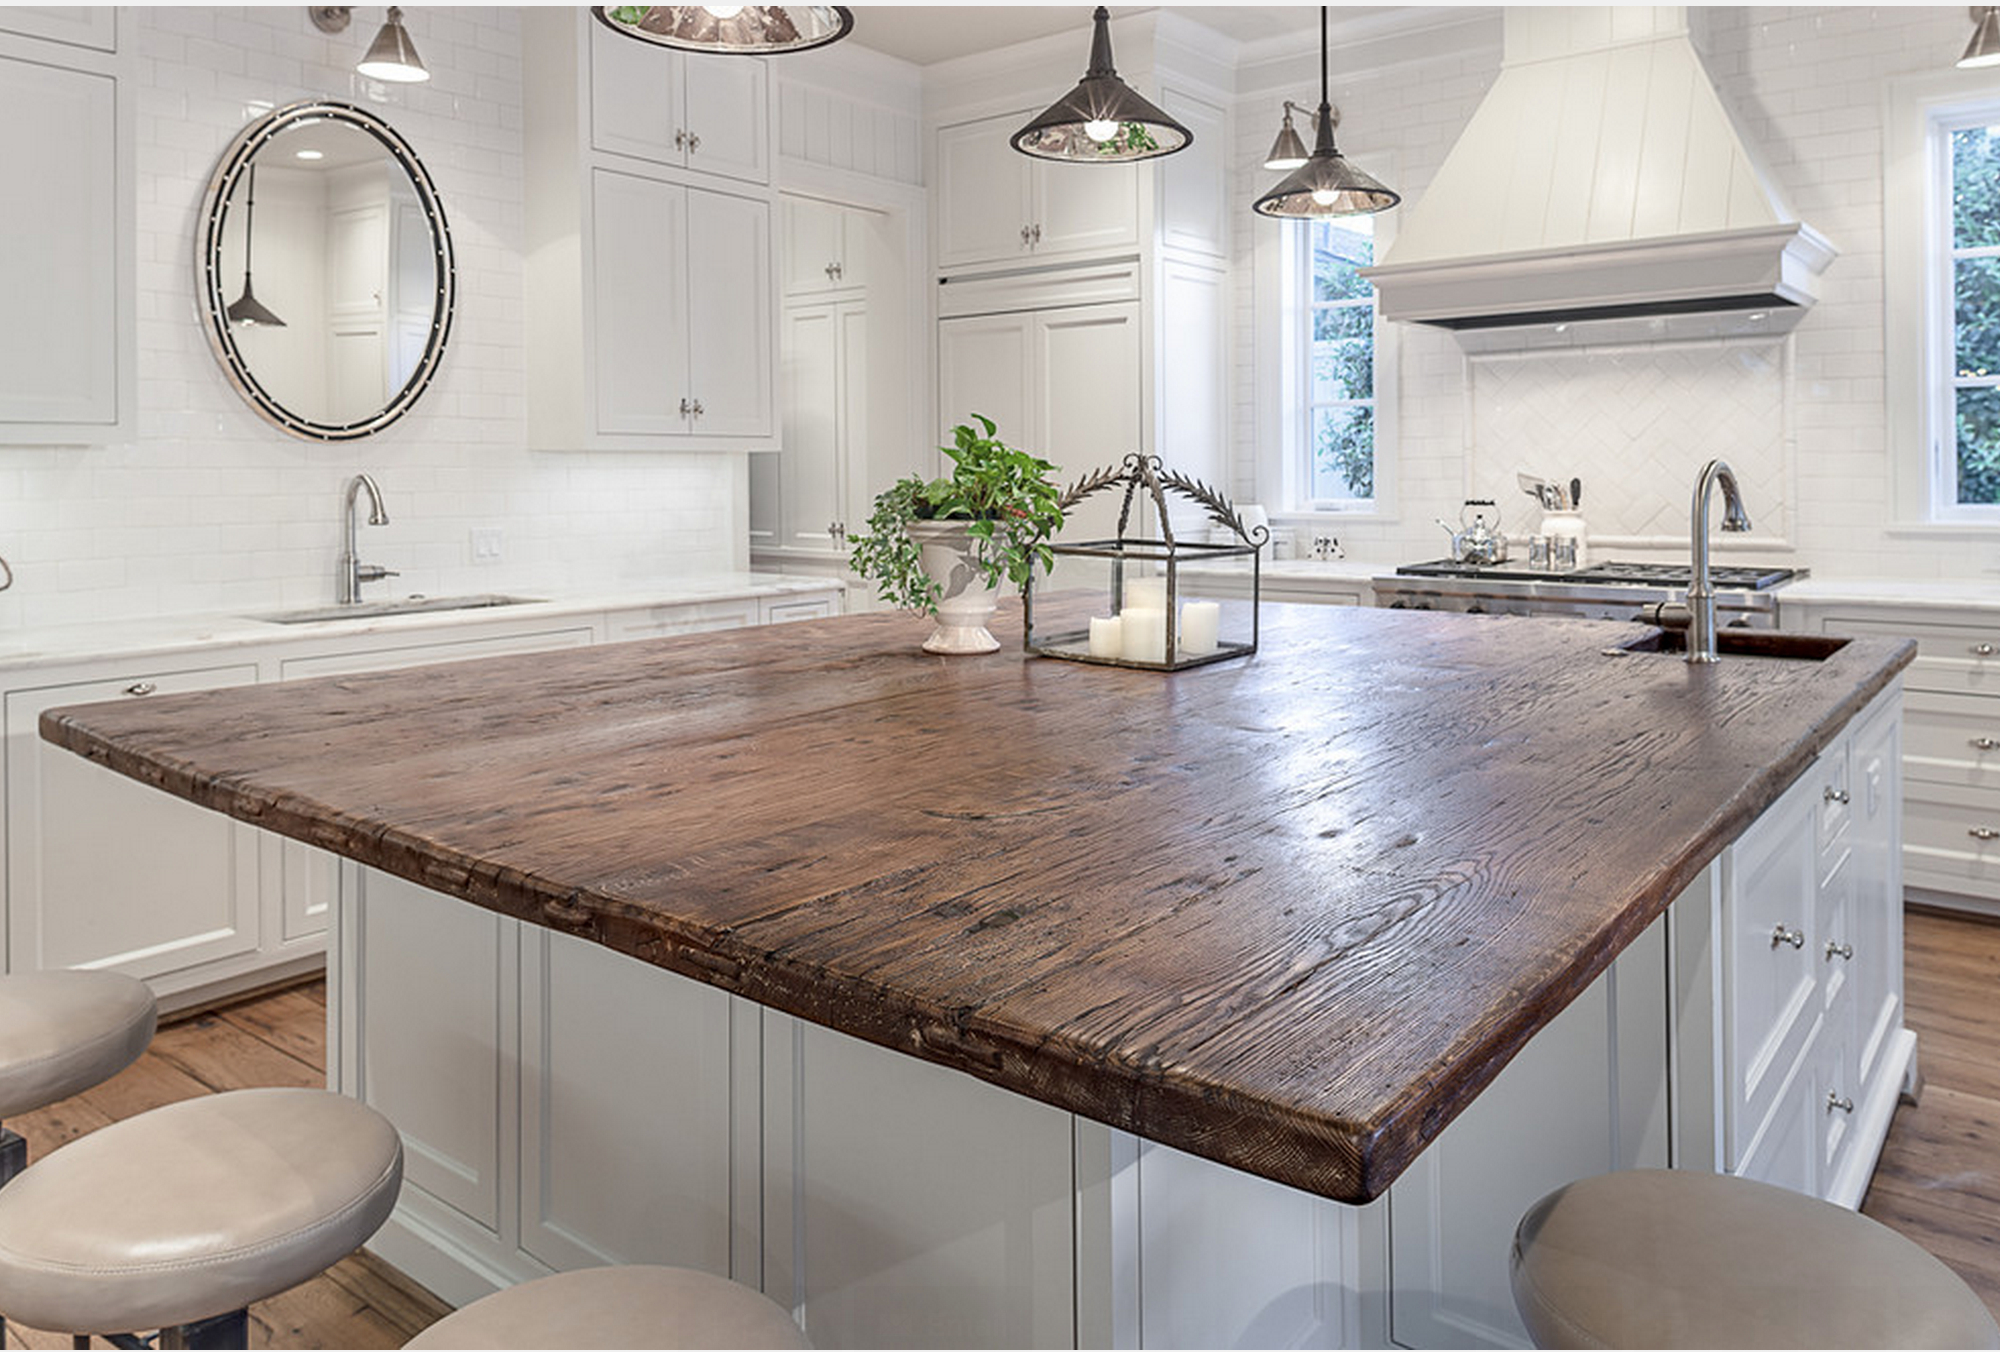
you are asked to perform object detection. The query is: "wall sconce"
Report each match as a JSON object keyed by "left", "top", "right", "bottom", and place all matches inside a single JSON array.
[
  {"left": 310, "top": 7, "right": 431, "bottom": 84},
  {"left": 1263, "top": 101, "right": 1310, "bottom": 171},
  {"left": 1961, "top": 6, "right": 2000, "bottom": 67}
]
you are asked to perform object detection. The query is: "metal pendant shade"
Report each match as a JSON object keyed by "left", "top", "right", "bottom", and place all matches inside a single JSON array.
[
  {"left": 356, "top": 6, "right": 429, "bottom": 82},
  {"left": 592, "top": 6, "right": 854, "bottom": 56},
  {"left": 1252, "top": 8, "right": 1398, "bottom": 218},
  {"left": 1961, "top": 6, "right": 2000, "bottom": 68},
  {"left": 1263, "top": 102, "right": 1309, "bottom": 171},
  {"left": 225, "top": 166, "right": 286, "bottom": 329},
  {"left": 1010, "top": 7, "right": 1190, "bottom": 163}
]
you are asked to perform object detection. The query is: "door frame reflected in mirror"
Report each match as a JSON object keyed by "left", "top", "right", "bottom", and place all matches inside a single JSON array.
[{"left": 197, "top": 98, "right": 455, "bottom": 441}]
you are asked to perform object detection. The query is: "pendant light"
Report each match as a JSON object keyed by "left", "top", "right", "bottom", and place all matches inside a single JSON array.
[
  {"left": 1961, "top": 6, "right": 2000, "bottom": 68},
  {"left": 1010, "top": 7, "right": 1190, "bottom": 163},
  {"left": 592, "top": 6, "right": 854, "bottom": 56},
  {"left": 1263, "top": 101, "right": 1309, "bottom": 171},
  {"left": 1252, "top": 8, "right": 1398, "bottom": 218},
  {"left": 357, "top": 7, "right": 429, "bottom": 83},
  {"left": 225, "top": 165, "right": 286, "bottom": 329}
]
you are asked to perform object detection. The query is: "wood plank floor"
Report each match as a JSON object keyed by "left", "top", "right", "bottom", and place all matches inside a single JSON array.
[
  {"left": 2, "top": 907, "right": 1995, "bottom": 1347},
  {"left": 0, "top": 982, "right": 449, "bottom": 1350}
]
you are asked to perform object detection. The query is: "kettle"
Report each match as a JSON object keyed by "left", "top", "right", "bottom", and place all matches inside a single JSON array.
[{"left": 1438, "top": 499, "right": 1508, "bottom": 566}]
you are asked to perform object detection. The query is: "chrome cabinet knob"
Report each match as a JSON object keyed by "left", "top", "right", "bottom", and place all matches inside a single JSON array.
[
  {"left": 1973, "top": 643, "right": 1997, "bottom": 657},
  {"left": 679, "top": 397, "right": 691, "bottom": 418},
  {"left": 1825, "top": 940, "right": 1854, "bottom": 961},
  {"left": 1974, "top": 736, "right": 2000, "bottom": 751},
  {"left": 1770, "top": 925, "right": 1805, "bottom": 950},
  {"left": 1031, "top": 223, "right": 1043, "bottom": 244},
  {"left": 1972, "top": 827, "right": 2000, "bottom": 842},
  {"left": 1827, "top": 1091, "right": 1854, "bottom": 1114},
  {"left": 1823, "top": 786, "right": 1850, "bottom": 805},
  {"left": 687, "top": 132, "right": 700, "bottom": 152},
  {"left": 1020, "top": 225, "right": 1032, "bottom": 246},
  {"left": 123, "top": 681, "right": 157, "bottom": 697},
  {"left": 690, "top": 398, "right": 704, "bottom": 418},
  {"left": 674, "top": 129, "right": 688, "bottom": 150}
]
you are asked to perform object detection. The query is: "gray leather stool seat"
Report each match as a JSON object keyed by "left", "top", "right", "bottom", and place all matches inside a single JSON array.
[
  {"left": 0, "top": 1087, "right": 402, "bottom": 1337},
  {"left": 1511, "top": 1169, "right": 2000, "bottom": 1349},
  {"left": 0, "top": 970, "right": 156, "bottom": 1120},
  {"left": 404, "top": 1265, "right": 811, "bottom": 1350}
]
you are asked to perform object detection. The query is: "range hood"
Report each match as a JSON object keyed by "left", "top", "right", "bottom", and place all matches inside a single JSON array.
[{"left": 1362, "top": 7, "right": 1835, "bottom": 331}]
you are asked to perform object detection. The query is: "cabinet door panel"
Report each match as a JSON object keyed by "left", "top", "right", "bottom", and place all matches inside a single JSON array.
[
  {"left": 6, "top": 666, "right": 259, "bottom": 978},
  {"left": 782, "top": 195, "right": 844, "bottom": 297},
  {"left": 592, "top": 170, "right": 690, "bottom": 434},
  {"left": 685, "top": 187, "right": 772, "bottom": 437},
  {"left": 681, "top": 54, "right": 768, "bottom": 185},
  {"left": 936, "top": 114, "right": 1034, "bottom": 271},
  {"left": 1034, "top": 156, "right": 1139, "bottom": 259},
  {"left": 938, "top": 313, "right": 1032, "bottom": 450},
  {"left": 519, "top": 929, "right": 736, "bottom": 1273},
  {"left": 781, "top": 304, "right": 842, "bottom": 552},
  {"left": 354, "top": 868, "right": 509, "bottom": 1233},
  {"left": 1157, "top": 261, "right": 1228, "bottom": 536},
  {"left": 0, "top": 54, "right": 119, "bottom": 428},
  {"left": 1037, "top": 302, "right": 1141, "bottom": 559},
  {"left": 589, "top": 20, "right": 685, "bottom": 165}
]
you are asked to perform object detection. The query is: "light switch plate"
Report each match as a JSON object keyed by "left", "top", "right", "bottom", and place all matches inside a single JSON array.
[{"left": 471, "top": 528, "right": 503, "bottom": 564}]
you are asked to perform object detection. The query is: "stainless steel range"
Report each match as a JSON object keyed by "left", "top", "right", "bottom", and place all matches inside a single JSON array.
[{"left": 1371, "top": 559, "right": 1806, "bottom": 627}]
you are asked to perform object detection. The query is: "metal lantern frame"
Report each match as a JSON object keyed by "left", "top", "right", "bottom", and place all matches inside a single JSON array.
[{"left": 1024, "top": 454, "right": 1267, "bottom": 671}]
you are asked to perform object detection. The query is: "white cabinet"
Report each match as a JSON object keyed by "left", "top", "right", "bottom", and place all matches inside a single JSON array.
[
  {"left": 935, "top": 111, "right": 1139, "bottom": 273},
  {"left": 523, "top": 8, "right": 776, "bottom": 452},
  {"left": 0, "top": 20, "right": 131, "bottom": 443},
  {"left": 5, "top": 665, "right": 261, "bottom": 993},
  {"left": 781, "top": 195, "right": 871, "bottom": 298},
  {"left": 771, "top": 300, "right": 868, "bottom": 555},
  {"left": 589, "top": 15, "right": 767, "bottom": 185}
]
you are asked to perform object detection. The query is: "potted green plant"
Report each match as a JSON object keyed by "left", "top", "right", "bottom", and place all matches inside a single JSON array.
[{"left": 847, "top": 415, "right": 1066, "bottom": 653}]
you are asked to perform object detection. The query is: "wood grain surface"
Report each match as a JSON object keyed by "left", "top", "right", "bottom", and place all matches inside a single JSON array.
[{"left": 40, "top": 604, "right": 1912, "bottom": 1202}]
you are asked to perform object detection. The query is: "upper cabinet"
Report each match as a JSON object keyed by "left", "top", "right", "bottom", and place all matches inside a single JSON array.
[
  {"left": 588, "top": 18, "right": 768, "bottom": 186},
  {"left": 781, "top": 196, "right": 872, "bottom": 299},
  {"left": 0, "top": 16, "right": 132, "bottom": 444},
  {"left": 935, "top": 110, "right": 1140, "bottom": 273},
  {"left": 523, "top": 9, "right": 777, "bottom": 452}
]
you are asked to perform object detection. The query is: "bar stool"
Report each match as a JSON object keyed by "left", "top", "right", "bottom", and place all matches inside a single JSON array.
[
  {"left": 404, "top": 1265, "right": 811, "bottom": 1350},
  {"left": 0, "top": 1087, "right": 403, "bottom": 1349},
  {"left": 1511, "top": 1170, "right": 2000, "bottom": 1349},
  {"left": 0, "top": 970, "right": 157, "bottom": 1185}
]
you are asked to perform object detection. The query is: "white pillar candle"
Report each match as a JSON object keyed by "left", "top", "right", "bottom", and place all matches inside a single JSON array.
[
  {"left": 1121, "top": 607, "right": 1168, "bottom": 664},
  {"left": 1124, "top": 576, "right": 1168, "bottom": 612},
  {"left": 1179, "top": 600, "right": 1220, "bottom": 655},
  {"left": 1088, "top": 615, "right": 1124, "bottom": 658}
]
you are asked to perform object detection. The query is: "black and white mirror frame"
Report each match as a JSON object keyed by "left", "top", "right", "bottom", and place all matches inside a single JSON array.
[{"left": 197, "top": 98, "right": 456, "bottom": 441}]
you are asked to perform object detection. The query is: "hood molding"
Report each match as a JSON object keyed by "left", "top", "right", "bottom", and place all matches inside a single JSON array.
[{"left": 1363, "top": 6, "right": 1835, "bottom": 331}]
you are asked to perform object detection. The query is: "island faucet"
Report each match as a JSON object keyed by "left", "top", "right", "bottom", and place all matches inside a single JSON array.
[
  {"left": 1639, "top": 459, "right": 1751, "bottom": 663},
  {"left": 338, "top": 473, "right": 399, "bottom": 604}
]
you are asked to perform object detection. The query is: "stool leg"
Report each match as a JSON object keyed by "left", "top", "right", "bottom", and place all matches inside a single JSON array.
[
  {"left": 1, "top": 1124, "right": 26, "bottom": 1187},
  {"left": 159, "top": 1308, "right": 249, "bottom": 1350}
]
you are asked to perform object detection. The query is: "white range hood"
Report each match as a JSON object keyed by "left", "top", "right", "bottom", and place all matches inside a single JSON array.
[{"left": 1363, "top": 6, "right": 1835, "bottom": 331}]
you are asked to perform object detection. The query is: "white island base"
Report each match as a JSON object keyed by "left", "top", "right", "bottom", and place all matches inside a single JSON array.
[{"left": 331, "top": 688, "right": 1912, "bottom": 1349}]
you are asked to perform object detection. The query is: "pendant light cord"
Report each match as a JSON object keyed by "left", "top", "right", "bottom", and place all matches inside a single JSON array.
[
  {"left": 1320, "top": 6, "right": 1328, "bottom": 110},
  {"left": 242, "top": 164, "right": 258, "bottom": 287}
]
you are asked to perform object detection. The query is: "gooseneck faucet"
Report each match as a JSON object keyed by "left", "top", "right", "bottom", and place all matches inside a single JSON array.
[
  {"left": 339, "top": 473, "right": 399, "bottom": 604},
  {"left": 1685, "top": 458, "right": 1751, "bottom": 663}
]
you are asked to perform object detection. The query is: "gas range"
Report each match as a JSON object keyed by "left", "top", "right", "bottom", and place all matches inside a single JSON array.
[{"left": 1372, "top": 559, "right": 1807, "bottom": 625}]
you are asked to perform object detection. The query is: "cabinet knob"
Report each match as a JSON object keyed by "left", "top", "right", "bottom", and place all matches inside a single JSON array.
[
  {"left": 1770, "top": 925, "right": 1805, "bottom": 950},
  {"left": 1031, "top": 223, "right": 1042, "bottom": 244},
  {"left": 1972, "top": 827, "right": 2000, "bottom": 842},
  {"left": 123, "top": 681, "right": 157, "bottom": 697},
  {"left": 674, "top": 129, "right": 688, "bottom": 150},
  {"left": 825, "top": 262, "right": 837, "bottom": 280},
  {"left": 1020, "top": 225, "right": 1032, "bottom": 246},
  {"left": 1973, "top": 643, "right": 1997, "bottom": 657},
  {"left": 831, "top": 261, "right": 843, "bottom": 280},
  {"left": 1825, "top": 940, "right": 1854, "bottom": 961},
  {"left": 691, "top": 398, "right": 705, "bottom": 418},
  {"left": 679, "top": 397, "right": 692, "bottom": 418},
  {"left": 1973, "top": 736, "right": 2000, "bottom": 752},
  {"left": 1826, "top": 1091, "right": 1854, "bottom": 1114},
  {"left": 687, "top": 132, "right": 701, "bottom": 152},
  {"left": 1823, "top": 786, "right": 1850, "bottom": 805}
]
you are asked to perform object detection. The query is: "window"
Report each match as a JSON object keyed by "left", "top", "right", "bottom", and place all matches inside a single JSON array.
[
  {"left": 1302, "top": 218, "right": 1378, "bottom": 508},
  {"left": 1944, "top": 118, "right": 2000, "bottom": 509}
]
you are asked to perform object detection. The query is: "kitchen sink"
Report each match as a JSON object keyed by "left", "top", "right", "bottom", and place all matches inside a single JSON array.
[
  {"left": 1618, "top": 628, "right": 1851, "bottom": 661},
  {"left": 247, "top": 594, "right": 545, "bottom": 625}
]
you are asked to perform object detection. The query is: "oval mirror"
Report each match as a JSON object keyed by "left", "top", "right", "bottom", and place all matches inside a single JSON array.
[{"left": 197, "top": 99, "right": 454, "bottom": 441}]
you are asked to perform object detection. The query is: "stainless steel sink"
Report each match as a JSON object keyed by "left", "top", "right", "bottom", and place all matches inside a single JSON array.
[{"left": 247, "top": 594, "right": 544, "bottom": 625}]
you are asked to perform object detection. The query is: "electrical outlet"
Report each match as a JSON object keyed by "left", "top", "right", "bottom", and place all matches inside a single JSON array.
[{"left": 471, "top": 528, "right": 503, "bottom": 564}]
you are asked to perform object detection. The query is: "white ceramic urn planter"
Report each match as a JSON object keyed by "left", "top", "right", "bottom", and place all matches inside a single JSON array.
[{"left": 906, "top": 519, "right": 1002, "bottom": 654}]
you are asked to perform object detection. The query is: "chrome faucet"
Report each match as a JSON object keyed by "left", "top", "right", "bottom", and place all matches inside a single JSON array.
[
  {"left": 338, "top": 473, "right": 398, "bottom": 604},
  {"left": 1635, "top": 460, "right": 1751, "bottom": 662}
]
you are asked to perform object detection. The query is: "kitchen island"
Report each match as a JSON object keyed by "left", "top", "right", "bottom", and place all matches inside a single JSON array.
[{"left": 43, "top": 604, "right": 1915, "bottom": 1348}]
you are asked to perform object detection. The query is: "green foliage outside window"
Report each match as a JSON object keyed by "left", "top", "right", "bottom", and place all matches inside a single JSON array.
[
  {"left": 1950, "top": 126, "right": 2000, "bottom": 504},
  {"left": 1307, "top": 220, "right": 1377, "bottom": 502}
]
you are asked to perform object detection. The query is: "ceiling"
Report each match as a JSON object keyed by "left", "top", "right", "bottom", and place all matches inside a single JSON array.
[{"left": 843, "top": 6, "right": 1349, "bottom": 67}]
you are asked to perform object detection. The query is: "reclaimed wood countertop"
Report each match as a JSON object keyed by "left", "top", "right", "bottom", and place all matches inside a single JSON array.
[{"left": 41, "top": 604, "right": 1913, "bottom": 1202}]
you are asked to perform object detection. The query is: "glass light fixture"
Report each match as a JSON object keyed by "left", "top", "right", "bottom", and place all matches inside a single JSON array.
[
  {"left": 1263, "top": 101, "right": 1309, "bottom": 171},
  {"left": 592, "top": 5, "right": 854, "bottom": 56},
  {"left": 225, "top": 165, "right": 287, "bottom": 329},
  {"left": 1252, "top": 7, "right": 1398, "bottom": 218},
  {"left": 1010, "top": 7, "right": 1191, "bottom": 163},
  {"left": 1961, "top": 6, "right": 2000, "bottom": 67},
  {"left": 356, "top": 6, "right": 429, "bottom": 82}
]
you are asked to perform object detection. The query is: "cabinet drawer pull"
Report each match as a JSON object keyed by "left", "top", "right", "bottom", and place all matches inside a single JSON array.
[
  {"left": 1971, "top": 827, "right": 2000, "bottom": 842},
  {"left": 1974, "top": 737, "right": 2000, "bottom": 752},
  {"left": 1826, "top": 1091, "right": 1854, "bottom": 1114},
  {"left": 1825, "top": 940, "right": 1854, "bottom": 961},
  {"left": 1770, "top": 925, "right": 1805, "bottom": 950},
  {"left": 1823, "top": 786, "right": 1849, "bottom": 805},
  {"left": 1020, "top": 225, "right": 1032, "bottom": 246},
  {"left": 122, "top": 681, "right": 157, "bottom": 697},
  {"left": 686, "top": 132, "right": 700, "bottom": 152},
  {"left": 1974, "top": 643, "right": 1998, "bottom": 657},
  {"left": 674, "top": 129, "right": 688, "bottom": 150}
]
